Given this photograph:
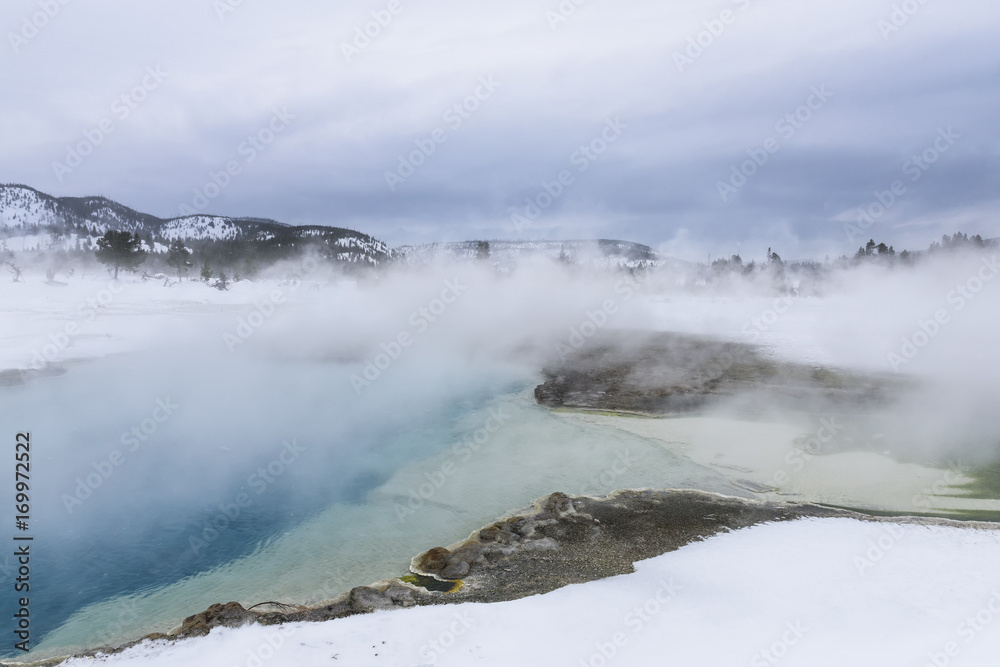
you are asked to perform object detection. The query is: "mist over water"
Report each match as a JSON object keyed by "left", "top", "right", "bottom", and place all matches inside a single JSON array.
[
  {"left": 2, "top": 347, "right": 531, "bottom": 654},
  {"left": 0, "top": 260, "right": 653, "bottom": 657},
  {"left": 2, "top": 250, "right": 999, "bottom": 659}
]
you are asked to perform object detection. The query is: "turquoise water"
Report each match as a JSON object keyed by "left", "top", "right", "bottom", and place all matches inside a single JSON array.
[{"left": 0, "top": 348, "right": 737, "bottom": 661}]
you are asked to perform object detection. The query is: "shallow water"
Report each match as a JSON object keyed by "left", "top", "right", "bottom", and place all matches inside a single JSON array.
[{"left": 0, "top": 349, "right": 741, "bottom": 661}]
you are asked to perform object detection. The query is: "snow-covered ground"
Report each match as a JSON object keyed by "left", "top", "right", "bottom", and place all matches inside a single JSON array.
[
  {"left": 0, "top": 273, "right": 315, "bottom": 374},
  {"left": 1, "top": 258, "right": 997, "bottom": 666},
  {"left": 59, "top": 517, "right": 1000, "bottom": 667}
]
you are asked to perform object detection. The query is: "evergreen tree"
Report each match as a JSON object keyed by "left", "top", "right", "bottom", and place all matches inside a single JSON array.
[
  {"left": 200, "top": 261, "right": 214, "bottom": 282},
  {"left": 166, "top": 239, "right": 192, "bottom": 281},
  {"left": 95, "top": 230, "right": 147, "bottom": 279}
]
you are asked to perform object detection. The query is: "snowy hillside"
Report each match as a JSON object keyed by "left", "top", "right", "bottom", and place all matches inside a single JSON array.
[
  {"left": 158, "top": 216, "right": 277, "bottom": 243},
  {"left": 1, "top": 185, "right": 673, "bottom": 271},
  {"left": 0, "top": 184, "right": 68, "bottom": 231},
  {"left": 0, "top": 184, "right": 392, "bottom": 265}
]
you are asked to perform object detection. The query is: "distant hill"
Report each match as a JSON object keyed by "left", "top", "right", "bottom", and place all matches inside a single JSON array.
[
  {"left": 0, "top": 184, "right": 392, "bottom": 266},
  {"left": 0, "top": 185, "right": 686, "bottom": 274}
]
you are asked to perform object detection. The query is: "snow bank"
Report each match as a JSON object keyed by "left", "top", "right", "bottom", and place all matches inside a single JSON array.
[{"left": 59, "top": 518, "right": 1000, "bottom": 667}]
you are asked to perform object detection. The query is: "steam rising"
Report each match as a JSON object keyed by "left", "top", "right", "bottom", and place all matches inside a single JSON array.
[{"left": 1, "top": 245, "right": 998, "bottom": 657}]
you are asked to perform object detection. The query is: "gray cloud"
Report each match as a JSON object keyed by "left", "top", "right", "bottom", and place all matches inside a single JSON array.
[{"left": 1, "top": 0, "right": 998, "bottom": 258}]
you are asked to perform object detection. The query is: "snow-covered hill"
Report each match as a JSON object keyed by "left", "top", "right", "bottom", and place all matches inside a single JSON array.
[
  {"left": 0, "top": 184, "right": 392, "bottom": 265},
  {"left": 1, "top": 185, "right": 679, "bottom": 272}
]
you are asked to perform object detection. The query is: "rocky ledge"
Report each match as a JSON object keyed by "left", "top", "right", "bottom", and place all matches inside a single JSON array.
[
  {"left": 534, "top": 330, "right": 907, "bottom": 416},
  {"left": 31, "top": 489, "right": 999, "bottom": 666}
]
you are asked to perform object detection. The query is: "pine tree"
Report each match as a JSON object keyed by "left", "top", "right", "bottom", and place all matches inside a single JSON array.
[
  {"left": 200, "top": 261, "right": 214, "bottom": 282},
  {"left": 95, "top": 230, "right": 147, "bottom": 279},
  {"left": 166, "top": 239, "right": 192, "bottom": 281}
]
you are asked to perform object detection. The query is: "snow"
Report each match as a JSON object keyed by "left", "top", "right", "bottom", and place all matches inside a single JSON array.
[
  {"left": 58, "top": 518, "right": 1000, "bottom": 667},
  {"left": 1, "top": 252, "right": 996, "bottom": 665},
  {"left": 0, "top": 185, "right": 392, "bottom": 265},
  {"left": 0, "top": 273, "right": 316, "bottom": 373},
  {"left": 0, "top": 185, "right": 63, "bottom": 230},
  {"left": 159, "top": 216, "right": 250, "bottom": 242}
]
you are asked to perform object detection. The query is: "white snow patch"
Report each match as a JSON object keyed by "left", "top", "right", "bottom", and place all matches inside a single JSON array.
[{"left": 57, "top": 518, "right": 1000, "bottom": 667}]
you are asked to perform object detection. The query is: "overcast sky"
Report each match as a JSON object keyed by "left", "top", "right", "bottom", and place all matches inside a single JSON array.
[{"left": 1, "top": 0, "right": 997, "bottom": 259}]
